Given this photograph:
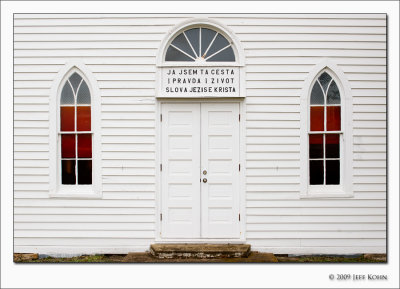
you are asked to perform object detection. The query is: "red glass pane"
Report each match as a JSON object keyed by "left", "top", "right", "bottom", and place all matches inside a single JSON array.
[
  {"left": 327, "top": 106, "right": 341, "bottom": 131},
  {"left": 77, "top": 106, "right": 91, "bottom": 131},
  {"left": 310, "top": 106, "right": 324, "bottom": 131},
  {"left": 326, "top": 134, "right": 340, "bottom": 158},
  {"left": 60, "top": 107, "right": 75, "bottom": 131},
  {"left": 62, "top": 160, "right": 76, "bottom": 185},
  {"left": 78, "top": 134, "right": 92, "bottom": 158},
  {"left": 309, "top": 134, "right": 323, "bottom": 159},
  {"left": 61, "top": 134, "right": 75, "bottom": 158}
]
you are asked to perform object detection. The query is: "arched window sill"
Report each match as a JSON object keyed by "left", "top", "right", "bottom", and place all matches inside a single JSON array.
[
  {"left": 300, "top": 192, "right": 354, "bottom": 199},
  {"left": 300, "top": 184, "right": 354, "bottom": 199},
  {"left": 301, "top": 183, "right": 354, "bottom": 199},
  {"left": 50, "top": 186, "right": 102, "bottom": 199},
  {"left": 49, "top": 192, "right": 102, "bottom": 199}
]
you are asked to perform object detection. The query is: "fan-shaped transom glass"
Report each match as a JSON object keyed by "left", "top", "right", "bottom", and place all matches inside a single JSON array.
[{"left": 165, "top": 27, "right": 235, "bottom": 62}]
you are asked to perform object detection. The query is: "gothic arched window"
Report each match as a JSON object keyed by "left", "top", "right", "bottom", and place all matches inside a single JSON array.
[
  {"left": 309, "top": 71, "right": 341, "bottom": 186},
  {"left": 59, "top": 72, "right": 92, "bottom": 185}
]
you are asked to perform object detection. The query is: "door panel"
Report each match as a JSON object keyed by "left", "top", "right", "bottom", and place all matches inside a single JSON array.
[
  {"left": 161, "top": 102, "right": 240, "bottom": 239},
  {"left": 161, "top": 103, "right": 201, "bottom": 238},
  {"left": 201, "top": 103, "right": 240, "bottom": 238}
]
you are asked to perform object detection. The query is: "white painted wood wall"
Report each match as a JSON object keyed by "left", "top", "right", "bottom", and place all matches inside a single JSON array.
[{"left": 14, "top": 14, "right": 386, "bottom": 255}]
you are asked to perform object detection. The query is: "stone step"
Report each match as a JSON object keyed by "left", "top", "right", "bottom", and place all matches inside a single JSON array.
[{"left": 150, "top": 243, "right": 251, "bottom": 259}]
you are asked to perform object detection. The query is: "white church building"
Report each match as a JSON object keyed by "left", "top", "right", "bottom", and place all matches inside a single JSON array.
[{"left": 13, "top": 13, "right": 387, "bottom": 255}]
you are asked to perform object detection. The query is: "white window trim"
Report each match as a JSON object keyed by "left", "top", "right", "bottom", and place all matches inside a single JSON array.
[
  {"left": 49, "top": 60, "right": 102, "bottom": 198},
  {"left": 300, "top": 59, "right": 353, "bottom": 199}
]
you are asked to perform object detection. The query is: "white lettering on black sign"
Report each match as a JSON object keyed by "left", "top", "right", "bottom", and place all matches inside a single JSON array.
[{"left": 161, "top": 67, "right": 240, "bottom": 97}]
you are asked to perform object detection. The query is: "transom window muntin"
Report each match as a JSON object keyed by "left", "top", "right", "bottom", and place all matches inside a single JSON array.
[
  {"left": 309, "top": 71, "right": 342, "bottom": 186},
  {"left": 165, "top": 27, "right": 236, "bottom": 62},
  {"left": 59, "top": 72, "right": 92, "bottom": 185}
]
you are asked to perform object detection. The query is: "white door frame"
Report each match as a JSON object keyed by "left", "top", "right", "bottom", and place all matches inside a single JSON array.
[{"left": 155, "top": 98, "right": 246, "bottom": 243}]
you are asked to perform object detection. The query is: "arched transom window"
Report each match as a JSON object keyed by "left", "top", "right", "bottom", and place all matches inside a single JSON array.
[
  {"left": 59, "top": 72, "right": 92, "bottom": 185},
  {"left": 165, "top": 27, "right": 235, "bottom": 62},
  {"left": 309, "top": 71, "right": 341, "bottom": 186}
]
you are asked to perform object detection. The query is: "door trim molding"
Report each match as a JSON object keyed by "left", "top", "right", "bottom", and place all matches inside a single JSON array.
[
  {"left": 155, "top": 99, "right": 246, "bottom": 242},
  {"left": 155, "top": 239, "right": 246, "bottom": 244}
]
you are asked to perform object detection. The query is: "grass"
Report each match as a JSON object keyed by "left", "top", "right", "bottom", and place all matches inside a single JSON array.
[
  {"left": 276, "top": 255, "right": 386, "bottom": 263},
  {"left": 25, "top": 254, "right": 125, "bottom": 263}
]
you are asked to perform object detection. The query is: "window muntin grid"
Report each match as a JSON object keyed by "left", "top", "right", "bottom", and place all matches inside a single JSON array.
[
  {"left": 165, "top": 27, "right": 235, "bottom": 62},
  {"left": 309, "top": 72, "right": 342, "bottom": 186},
  {"left": 59, "top": 72, "right": 92, "bottom": 185}
]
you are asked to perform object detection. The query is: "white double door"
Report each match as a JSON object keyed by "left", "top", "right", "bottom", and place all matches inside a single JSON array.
[{"left": 161, "top": 102, "right": 240, "bottom": 239}]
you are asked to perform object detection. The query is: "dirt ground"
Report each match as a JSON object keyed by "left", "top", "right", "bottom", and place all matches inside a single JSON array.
[{"left": 14, "top": 252, "right": 386, "bottom": 263}]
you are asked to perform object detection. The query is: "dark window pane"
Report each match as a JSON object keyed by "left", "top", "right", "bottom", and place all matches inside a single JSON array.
[
  {"left": 318, "top": 72, "right": 332, "bottom": 93},
  {"left": 61, "top": 134, "right": 75, "bottom": 158},
  {"left": 205, "top": 33, "right": 230, "bottom": 58},
  {"left": 327, "top": 80, "right": 340, "bottom": 104},
  {"left": 327, "top": 106, "right": 341, "bottom": 131},
  {"left": 171, "top": 33, "right": 196, "bottom": 58},
  {"left": 77, "top": 80, "right": 91, "bottom": 104},
  {"left": 207, "top": 46, "right": 235, "bottom": 62},
  {"left": 310, "top": 106, "right": 324, "bottom": 131},
  {"left": 78, "top": 160, "right": 92, "bottom": 185},
  {"left": 309, "top": 134, "right": 323, "bottom": 159},
  {"left": 310, "top": 160, "right": 324, "bottom": 185},
  {"left": 61, "top": 82, "right": 74, "bottom": 104},
  {"left": 165, "top": 45, "right": 193, "bottom": 61},
  {"left": 60, "top": 106, "right": 75, "bottom": 131},
  {"left": 310, "top": 82, "right": 324, "bottom": 104},
  {"left": 78, "top": 134, "right": 92, "bottom": 158},
  {"left": 69, "top": 72, "right": 82, "bottom": 94},
  {"left": 62, "top": 160, "right": 76, "bottom": 184},
  {"left": 77, "top": 106, "right": 91, "bottom": 131},
  {"left": 326, "top": 160, "right": 340, "bottom": 185},
  {"left": 184, "top": 28, "right": 200, "bottom": 57},
  {"left": 326, "top": 134, "right": 340, "bottom": 158},
  {"left": 201, "top": 28, "right": 217, "bottom": 56}
]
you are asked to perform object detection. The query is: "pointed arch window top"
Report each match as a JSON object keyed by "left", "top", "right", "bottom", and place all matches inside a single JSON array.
[
  {"left": 61, "top": 72, "right": 91, "bottom": 105},
  {"left": 310, "top": 71, "right": 341, "bottom": 105},
  {"left": 165, "top": 27, "right": 236, "bottom": 63}
]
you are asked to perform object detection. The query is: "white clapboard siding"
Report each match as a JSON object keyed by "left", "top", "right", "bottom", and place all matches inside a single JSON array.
[{"left": 14, "top": 14, "right": 386, "bottom": 255}]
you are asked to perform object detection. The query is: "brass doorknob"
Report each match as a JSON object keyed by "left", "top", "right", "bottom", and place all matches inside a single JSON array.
[
  {"left": 203, "top": 178, "right": 207, "bottom": 183},
  {"left": 203, "top": 170, "right": 207, "bottom": 175}
]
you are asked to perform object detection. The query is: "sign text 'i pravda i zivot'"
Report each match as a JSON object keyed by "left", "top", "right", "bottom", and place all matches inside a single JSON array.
[{"left": 161, "top": 67, "right": 240, "bottom": 97}]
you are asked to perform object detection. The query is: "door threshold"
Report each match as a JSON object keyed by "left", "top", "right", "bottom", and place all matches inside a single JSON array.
[
  {"left": 155, "top": 239, "right": 245, "bottom": 244},
  {"left": 150, "top": 243, "right": 251, "bottom": 259}
]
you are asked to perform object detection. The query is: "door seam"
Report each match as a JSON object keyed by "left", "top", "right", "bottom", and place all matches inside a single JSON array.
[{"left": 199, "top": 103, "right": 203, "bottom": 238}]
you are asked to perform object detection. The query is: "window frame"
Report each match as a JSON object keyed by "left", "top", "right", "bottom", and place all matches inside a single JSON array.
[
  {"left": 156, "top": 19, "right": 245, "bottom": 68},
  {"left": 309, "top": 71, "right": 343, "bottom": 191},
  {"left": 49, "top": 62, "right": 102, "bottom": 198},
  {"left": 59, "top": 71, "right": 93, "bottom": 190},
  {"left": 300, "top": 62, "right": 353, "bottom": 199},
  {"left": 164, "top": 26, "right": 237, "bottom": 64}
]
